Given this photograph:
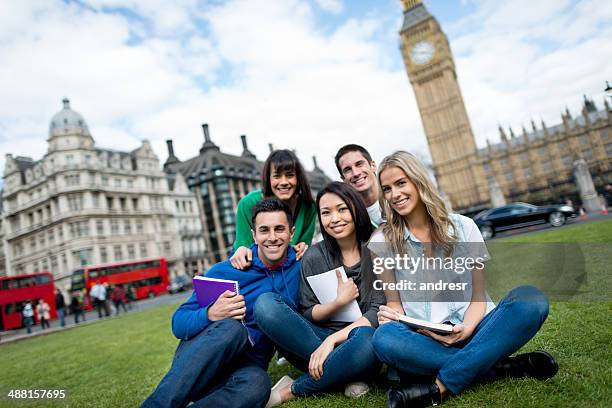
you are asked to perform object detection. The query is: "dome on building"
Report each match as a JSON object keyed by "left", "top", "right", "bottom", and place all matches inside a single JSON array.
[{"left": 49, "top": 98, "right": 90, "bottom": 136}]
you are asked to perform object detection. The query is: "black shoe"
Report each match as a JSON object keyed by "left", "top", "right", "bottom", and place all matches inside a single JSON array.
[
  {"left": 493, "top": 351, "right": 558, "bottom": 380},
  {"left": 387, "top": 383, "right": 442, "bottom": 408}
]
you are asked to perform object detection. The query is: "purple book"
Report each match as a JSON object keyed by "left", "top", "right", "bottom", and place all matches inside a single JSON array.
[{"left": 192, "top": 276, "right": 240, "bottom": 308}]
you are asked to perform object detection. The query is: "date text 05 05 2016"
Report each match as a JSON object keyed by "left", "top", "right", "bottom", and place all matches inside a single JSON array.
[{"left": 6, "top": 389, "right": 67, "bottom": 399}]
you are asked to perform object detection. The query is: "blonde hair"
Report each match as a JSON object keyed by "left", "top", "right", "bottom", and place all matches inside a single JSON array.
[{"left": 377, "top": 151, "right": 456, "bottom": 254}]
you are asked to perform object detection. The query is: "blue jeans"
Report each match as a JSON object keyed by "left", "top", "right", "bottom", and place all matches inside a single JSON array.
[
  {"left": 254, "top": 292, "right": 380, "bottom": 396},
  {"left": 58, "top": 308, "right": 65, "bottom": 327},
  {"left": 141, "top": 319, "right": 271, "bottom": 408},
  {"left": 372, "top": 285, "right": 549, "bottom": 394}
]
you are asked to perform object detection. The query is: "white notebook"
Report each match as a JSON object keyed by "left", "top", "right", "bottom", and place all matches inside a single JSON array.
[
  {"left": 398, "top": 314, "right": 454, "bottom": 335},
  {"left": 306, "top": 267, "right": 362, "bottom": 322}
]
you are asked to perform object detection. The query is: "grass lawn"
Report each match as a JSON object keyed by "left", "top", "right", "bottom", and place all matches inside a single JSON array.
[{"left": 1, "top": 220, "right": 611, "bottom": 407}]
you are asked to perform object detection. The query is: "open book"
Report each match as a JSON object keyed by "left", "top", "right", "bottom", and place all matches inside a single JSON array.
[
  {"left": 398, "top": 314, "right": 454, "bottom": 335},
  {"left": 305, "top": 267, "right": 362, "bottom": 322}
]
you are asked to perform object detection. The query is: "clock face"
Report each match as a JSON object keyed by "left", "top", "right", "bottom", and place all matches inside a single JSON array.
[{"left": 411, "top": 41, "right": 435, "bottom": 65}]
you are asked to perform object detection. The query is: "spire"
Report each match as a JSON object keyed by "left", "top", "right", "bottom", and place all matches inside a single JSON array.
[
  {"left": 240, "top": 135, "right": 256, "bottom": 159},
  {"left": 401, "top": 0, "right": 422, "bottom": 11},
  {"left": 521, "top": 125, "right": 527, "bottom": 138},
  {"left": 498, "top": 124, "right": 506, "bottom": 140},
  {"left": 531, "top": 119, "right": 537, "bottom": 132},
  {"left": 199, "top": 123, "right": 220, "bottom": 154},
  {"left": 312, "top": 156, "right": 322, "bottom": 172},
  {"left": 164, "top": 139, "right": 180, "bottom": 170},
  {"left": 268, "top": 143, "right": 274, "bottom": 154},
  {"left": 62, "top": 97, "right": 70, "bottom": 110}
]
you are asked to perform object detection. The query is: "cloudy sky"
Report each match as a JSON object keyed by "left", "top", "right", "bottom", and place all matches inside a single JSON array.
[{"left": 1, "top": 0, "right": 611, "bottom": 182}]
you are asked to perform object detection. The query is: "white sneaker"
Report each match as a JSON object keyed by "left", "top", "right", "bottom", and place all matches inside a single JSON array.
[
  {"left": 344, "top": 381, "right": 369, "bottom": 398},
  {"left": 265, "top": 375, "right": 293, "bottom": 408},
  {"left": 276, "top": 356, "right": 288, "bottom": 366}
]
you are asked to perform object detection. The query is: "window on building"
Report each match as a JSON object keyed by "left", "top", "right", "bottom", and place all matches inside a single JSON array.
[
  {"left": 111, "top": 220, "right": 119, "bottom": 235},
  {"left": 163, "top": 241, "right": 171, "bottom": 255},
  {"left": 127, "top": 179, "right": 134, "bottom": 188},
  {"left": 605, "top": 143, "right": 612, "bottom": 156},
  {"left": 47, "top": 229, "right": 55, "bottom": 244},
  {"left": 100, "top": 247, "right": 108, "bottom": 263},
  {"left": 124, "top": 220, "right": 132, "bottom": 234},
  {"left": 114, "top": 178, "right": 122, "bottom": 187},
  {"left": 67, "top": 194, "right": 83, "bottom": 211},
  {"left": 139, "top": 243, "right": 148, "bottom": 258},
  {"left": 120, "top": 197, "right": 126, "bottom": 211},
  {"left": 136, "top": 220, "right": 144, "bottom": 234},
  {"left": 582, "top": 150, "right": 593, "bottom": 161},
  {"left": 127, "top": 244, "right": 135, "bottom": 259},
  {"left": 38, "top": 233, "right": 45, "bottom": 248},
  {"left": 97, "top": 220, "right": 104, "bottom": 235},
  {"left": 42, "top": 258, "right": 48, "bottom": 271},
  {"left": 107, "top": 197, "right": 114, "bottom": 209},
  {"left": 50, "top": 256, "right": 58, "bottom": 272},
  {"left": 132, "top": 198, "right": 139, "bottom": 210},
  {"left": 114, "top": 245, "right": 123, "bottom": 261},
  {"left": 579, "top": 135, "right": 590, "bottom": 146},
  {"left": 102, "top": 176, "right": 109, "bottom": 186},
  {"left": 542, "top": 161, "right": 552, "bottom": 173},
  {"left": 92, "top": 192, "right": 100, "bottom": 208},
  {"left": 30, "top": 237, "right": 36, "bottom": 251}
]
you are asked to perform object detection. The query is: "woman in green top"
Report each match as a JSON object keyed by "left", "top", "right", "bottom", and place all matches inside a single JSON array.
[{"left": 230, "top": 149, "right": 317, "bottom": 269}]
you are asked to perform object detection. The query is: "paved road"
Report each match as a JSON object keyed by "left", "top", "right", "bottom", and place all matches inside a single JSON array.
[
  {"left": 488, "top": 211, "right": 610, "bottom": 240},
  {"left": 0, "top": 291, "right": 190, "bottom": 344}
]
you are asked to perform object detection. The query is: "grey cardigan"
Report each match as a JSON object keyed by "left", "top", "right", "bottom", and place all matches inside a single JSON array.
[{"left": 299, "top": 241, "right": 386, "bottom": 331}]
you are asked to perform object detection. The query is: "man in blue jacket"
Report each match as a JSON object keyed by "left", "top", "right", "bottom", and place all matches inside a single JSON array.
[{"left": 142, "top": 198, "right": 301, "bottom": 408}]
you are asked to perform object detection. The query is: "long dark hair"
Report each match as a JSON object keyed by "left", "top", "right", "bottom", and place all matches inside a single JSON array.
[
  {"left": 262, "top": 149, "right": 314, "bottom": 206},
  {"left": 316, "top": 182, "right": 373, "bottom": 264}
]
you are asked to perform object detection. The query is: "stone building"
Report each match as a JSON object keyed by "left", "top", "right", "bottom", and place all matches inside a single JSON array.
[
  {"left": 398, "top": 0, "right": 611, "bottom": 213},
  {"left": 477, "top": 98, "right": 611, "bottom": 205},
  {"left": 164, "top": 125, "right": 331, "bottom": 265},
  {"left": 0, "top": 99, "right": 205, "bottom": 288}
]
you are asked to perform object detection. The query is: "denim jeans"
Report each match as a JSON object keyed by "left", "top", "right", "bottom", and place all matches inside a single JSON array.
[
  {"left": 372, "top": 285, "right": 549, "bottom": 394},
  {"left": 58, "top": 307, "right": 65, "bottom": 327},
  {"left": 254, "top": 292, "right": 380, "bottom": 396},
  {"left": 141, "top": 319, "right": 271, "bottom": 408}
]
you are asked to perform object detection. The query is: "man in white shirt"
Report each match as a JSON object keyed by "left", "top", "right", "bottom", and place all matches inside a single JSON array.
[
  {"left": 335, "top": 144, "right": 384, "bottom": 227},
  {"left": 90, "top": 281, "right": 109, "bottom": 318}
]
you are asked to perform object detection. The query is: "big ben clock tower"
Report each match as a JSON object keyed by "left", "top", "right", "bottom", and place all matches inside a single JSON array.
[{"left": 399, "top": 0, "right": 489, "bottom": 211}]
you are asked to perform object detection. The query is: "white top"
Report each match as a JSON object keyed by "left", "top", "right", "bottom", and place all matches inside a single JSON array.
[
  {"left": 366, "top": 200, "right": 385, "bottom": 228},
  {"left": 90, "top": 283, "right": 106, "bottom": 301},
  {"left": 369, "top": 213, "right": 495, "bottom": 324}
]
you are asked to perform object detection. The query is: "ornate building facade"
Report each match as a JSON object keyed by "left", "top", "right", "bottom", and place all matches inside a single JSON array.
[
  {"left": 0, "top": 99, "right": 205, "bottom": 288},
  {"left": 164, "top": 125, "right": 331, "bottom": 265},
  {"left": 398, "top": 0, "right": 612, "bottom": 212}
]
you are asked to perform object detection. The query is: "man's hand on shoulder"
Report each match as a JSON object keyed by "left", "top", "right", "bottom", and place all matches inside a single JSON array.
[{"left": 207, "top": 290, "right": 246, "bottom": 321}]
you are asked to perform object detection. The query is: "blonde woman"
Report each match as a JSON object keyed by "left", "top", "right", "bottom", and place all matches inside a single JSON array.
[{"left": 369, "top": 151, "right": 557, "bottom": 408}]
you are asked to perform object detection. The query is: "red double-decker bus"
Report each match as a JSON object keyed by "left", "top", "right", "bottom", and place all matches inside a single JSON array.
[
  {"left": 70, "top": 258, "right": 169, "bottom": 300},
  {"left": 0, "top": 272, "right": 57, "bottom": 331}
]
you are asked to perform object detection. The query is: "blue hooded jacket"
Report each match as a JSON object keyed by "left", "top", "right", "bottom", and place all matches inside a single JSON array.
[{"left": 171, "top": 244, "right": 300, "bottom": 369}]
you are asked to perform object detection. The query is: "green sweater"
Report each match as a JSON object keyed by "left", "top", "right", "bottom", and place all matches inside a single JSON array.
[{"left": 233, "top": 190, "right": 317, "bottom": 250}]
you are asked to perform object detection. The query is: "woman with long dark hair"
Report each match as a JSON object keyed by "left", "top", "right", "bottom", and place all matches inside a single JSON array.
[
  {"left": 254, "top": 181, "right": 385, "bottom": 406},
  {"left": 231, "top": 149, "right": 317, "bottom": 268}
]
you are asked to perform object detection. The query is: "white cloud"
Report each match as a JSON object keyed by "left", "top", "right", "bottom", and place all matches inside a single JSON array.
[{"left": 313, "top": 0, "right": 344, "bottom": 14}]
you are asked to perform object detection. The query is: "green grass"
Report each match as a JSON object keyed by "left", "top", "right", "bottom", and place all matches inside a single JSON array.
[{"left": 1, "top": 220, "right": 611, "bottom": 407}]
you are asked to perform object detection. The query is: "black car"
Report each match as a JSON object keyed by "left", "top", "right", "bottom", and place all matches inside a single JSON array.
[
  {"left": 473, "top": 202, "right": 577, "bottom": 239},
  {"left": 167, "top": 275, "right": 193, "bottom": 294}
]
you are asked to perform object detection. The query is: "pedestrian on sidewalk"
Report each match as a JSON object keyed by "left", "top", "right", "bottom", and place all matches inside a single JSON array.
[
  {"left": 90, "top": 281, "right": 108, "bottom": 318},
  {"left": 70, "top": 291, "right": 84, "bottom": 324},
  {"left": 36, "top": 299, "right": 51, "bottom": 330},
  {"left": 55, "top": 289, "right": 66, "bottom": 327},
  {"left": 112, "top": 284, "right": 128, "bottom": 315},
  {"left": 22, "top": 300, "right": 35, "bottom": 334}
]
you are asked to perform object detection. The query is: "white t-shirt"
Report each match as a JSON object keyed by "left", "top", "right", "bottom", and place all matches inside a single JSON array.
[{"left": 366, "top": 200, "right": 384, "bottom": 228}]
